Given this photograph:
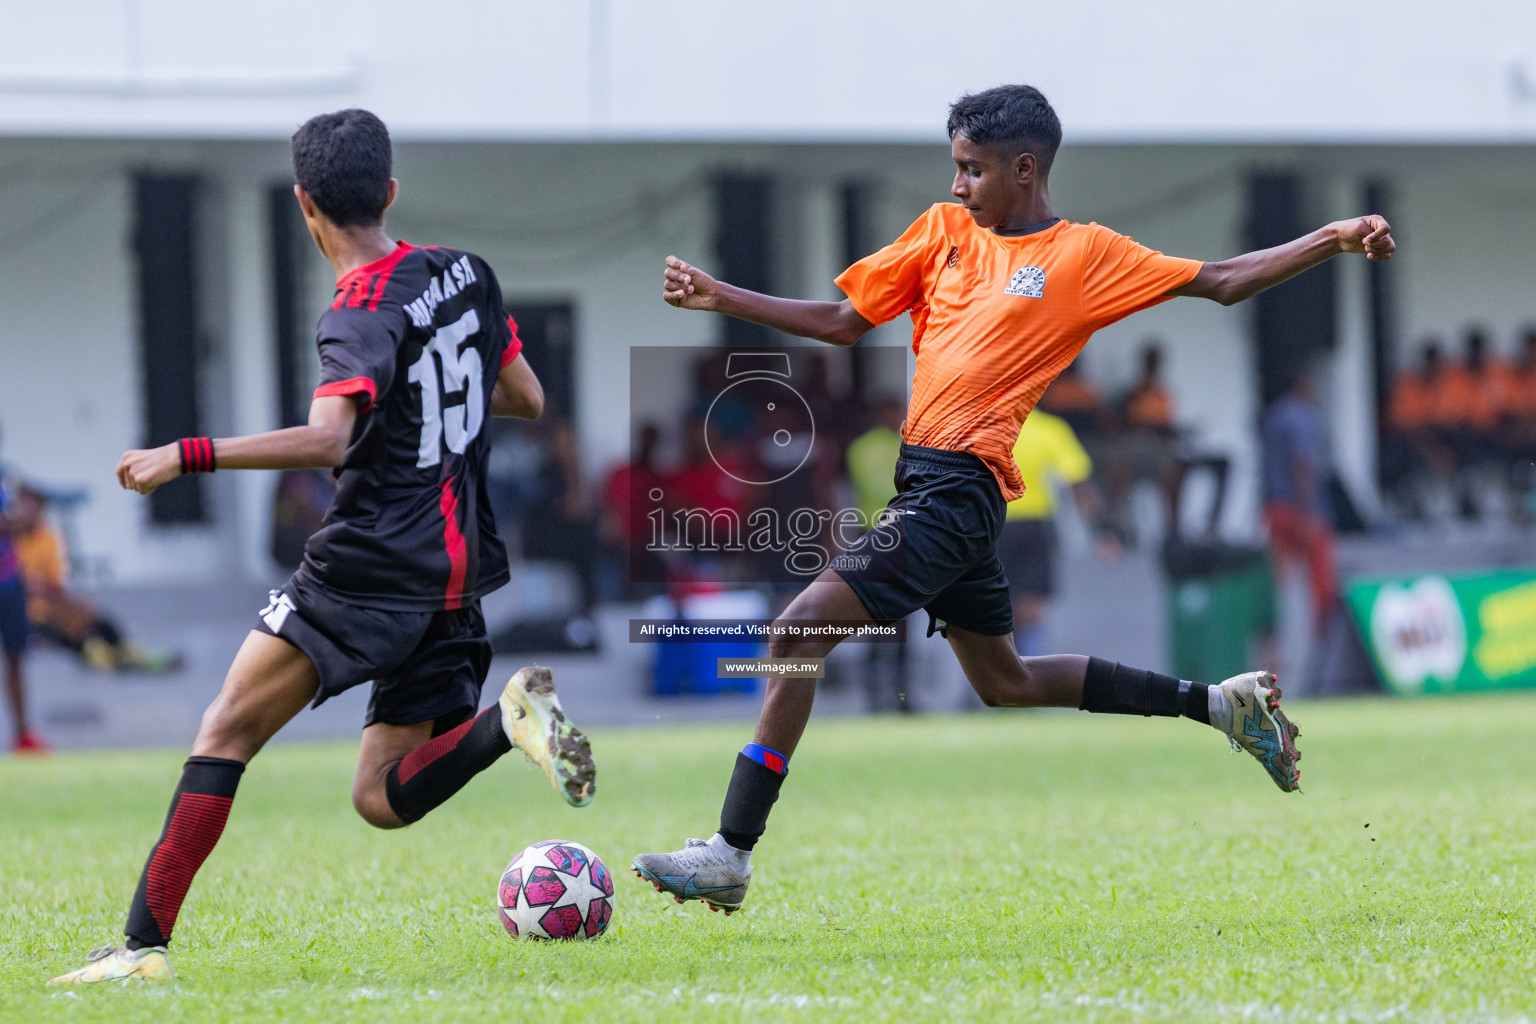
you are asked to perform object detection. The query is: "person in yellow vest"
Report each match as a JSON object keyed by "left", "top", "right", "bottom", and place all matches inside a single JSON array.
[
  {"left": 844, "top": 398, "right": 910, "bottom": 710},
  {"left": 846, "top": 399, "right": 904, "bottom": 524},
  {"left": 997, "top": 409, "right": 1107, "bottom": 656}
]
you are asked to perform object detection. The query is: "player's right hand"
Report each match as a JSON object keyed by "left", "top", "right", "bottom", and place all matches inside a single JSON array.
[
  {"left": 663, "top": 256, "right": 721, "bottom": 311},
  {"left": 117, "top": 443, "right": 181, "bottom": 494}
]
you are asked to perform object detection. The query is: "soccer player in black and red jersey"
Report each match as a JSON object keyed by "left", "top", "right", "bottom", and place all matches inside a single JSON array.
[{"left": 49, "top": 110, "right": 597, "bottom": 985}]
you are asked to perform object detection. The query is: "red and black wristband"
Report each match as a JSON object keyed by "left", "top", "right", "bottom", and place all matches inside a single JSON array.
[{"left": 178, "top": 437, "right": 216, "bottom": 474}]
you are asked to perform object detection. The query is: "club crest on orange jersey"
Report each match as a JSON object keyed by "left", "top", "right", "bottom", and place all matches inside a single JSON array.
[{"left": 1004, "top": 266, "right": 1046, "bottom": 298}]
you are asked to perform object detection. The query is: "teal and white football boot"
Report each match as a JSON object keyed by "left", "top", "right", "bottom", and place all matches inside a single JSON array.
[
  {"left": 632, "top": 835, "right": 751, "bottom": 914},
  {"left": 1218, "top": 670, "right": 1301, "bottom": 793}
]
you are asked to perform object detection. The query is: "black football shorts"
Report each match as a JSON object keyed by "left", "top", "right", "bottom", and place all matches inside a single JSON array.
[
  {"left": 254, "top": 574, "right": 493, "bottom": 731},
  {"left": 833, "top": 443, "right": 1013, "bottom": 637}
]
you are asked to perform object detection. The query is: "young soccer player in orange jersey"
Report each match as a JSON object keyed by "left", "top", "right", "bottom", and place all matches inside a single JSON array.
[{"left": 632, "top": 85, "right": 1394, "bottom": 914}]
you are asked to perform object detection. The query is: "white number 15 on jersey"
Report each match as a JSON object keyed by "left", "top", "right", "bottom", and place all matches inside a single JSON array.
[{"left": 407, "top": 309, "right": 485, "bottom": 468}]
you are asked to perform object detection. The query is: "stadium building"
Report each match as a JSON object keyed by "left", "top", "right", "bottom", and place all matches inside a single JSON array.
[{"left": 1, "top": 0, "right": 1534, "bottom": 590}]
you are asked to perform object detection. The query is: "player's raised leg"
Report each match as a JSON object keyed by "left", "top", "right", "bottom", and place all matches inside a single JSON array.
[
  {"left": 946, "top": 626, "right": 1301, "bottom": 792},
  {"left": 350, "top": 665, "right": 596, "bottom": 829},
  {"left": 49, "top": 631, "right": 318, "bottom": 985},
  {"left": 632, "top": 571, "right": 865, "bottom": 913}
]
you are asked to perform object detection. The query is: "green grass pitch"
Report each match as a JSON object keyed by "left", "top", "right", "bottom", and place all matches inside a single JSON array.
[{"left": 5, "top": 695, "right": 1536, "bottom": 1022}]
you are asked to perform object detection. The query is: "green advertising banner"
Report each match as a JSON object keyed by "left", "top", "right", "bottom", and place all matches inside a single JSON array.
[{"left": 1345, "top": 568, "right": 1536, "bottom": 696}]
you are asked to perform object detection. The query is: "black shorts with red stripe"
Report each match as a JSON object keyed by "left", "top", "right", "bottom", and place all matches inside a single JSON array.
[{"left": 255, "top": 574, "right": 492, "bottom": 731}]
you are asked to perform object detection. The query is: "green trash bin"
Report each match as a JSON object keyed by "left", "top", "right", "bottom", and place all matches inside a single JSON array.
[{"left": 1162, "top": 543, "right": 1274, "bottom": 684}]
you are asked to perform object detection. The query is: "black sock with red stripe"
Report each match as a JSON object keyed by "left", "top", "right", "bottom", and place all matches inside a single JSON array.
[
  {"left": 124, "top": 756, "right": 243, "bottom": 950},
  {"left": 384, "top": 708, "right": 512, "bottom": 825}
]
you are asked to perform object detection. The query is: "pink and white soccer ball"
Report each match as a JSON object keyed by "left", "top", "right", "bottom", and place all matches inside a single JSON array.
[{"left": 497, "top": 839, "right": 615, "bottom": 940}]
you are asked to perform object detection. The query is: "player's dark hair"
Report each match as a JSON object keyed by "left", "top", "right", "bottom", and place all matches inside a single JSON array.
[
  {"left": 291, "top": 109, "right": 393, "bottom": 227},
  {"left": 946, "top": 85, "right": 1063, "bottom": 175}
]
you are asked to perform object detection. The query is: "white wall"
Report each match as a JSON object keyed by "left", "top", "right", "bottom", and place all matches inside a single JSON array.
[{"left": 4, "top": 1, "right": 1536, "bottom": 143}]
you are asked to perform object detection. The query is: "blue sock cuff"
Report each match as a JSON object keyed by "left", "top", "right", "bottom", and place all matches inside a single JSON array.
[{"left": 742, "top": 743, "right": 788, "bottom": 775}]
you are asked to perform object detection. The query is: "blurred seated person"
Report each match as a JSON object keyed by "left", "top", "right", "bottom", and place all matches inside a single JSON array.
[
  {"left": 1036, "top": 359, "right": 1106, "bottom": 440},
  {"left": 1499, "top": 329, "right": 1536, "bottom": 509},
  {"left": 1440, "top": 328, "right": 1509, "bottom": 460},
  {"left": 1511, "top": 328, "right": 1536, "bottom": 421},
  {"left": 1100, "top": 342, "right": 1183, "bottom": 542},
  {"left": 12, "top": 486, "right": 181, "bottom": 673},
  {"left": 1383, "top": 341, "right": 1458, "bottom": 491}
]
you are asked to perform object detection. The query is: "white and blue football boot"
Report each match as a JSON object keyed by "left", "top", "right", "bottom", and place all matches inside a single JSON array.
[
  {"left": 1219, "top": 671, "right": 1301, "bottom": 793},
  {"left": 632, "top": 835, "right": 751, "bottom": 914}
]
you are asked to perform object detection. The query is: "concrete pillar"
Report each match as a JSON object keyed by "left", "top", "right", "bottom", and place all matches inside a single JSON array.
[{"left": 799, "top": 177, "right": 840, "bottom": 302}]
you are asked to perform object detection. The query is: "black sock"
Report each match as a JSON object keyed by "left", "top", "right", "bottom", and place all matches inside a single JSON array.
[
  {"left": 1079, "top": 656, "right": 1209, "bottom": 724},
  {"left": 718, "top": 750, "right": 788, "bottom": 851},
  {"left": 384, "top": 708, "right": 512, "bottom": 825},
  {"left": 124, "top": 756, "right": 244, "bottom": 950}
]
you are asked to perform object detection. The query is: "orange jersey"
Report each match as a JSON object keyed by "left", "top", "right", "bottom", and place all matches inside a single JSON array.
[
  {"left": 1124, "top": 381, "right": 1176, "bottom": 430},
  {"left": 1510, "top": 365, "right": 1536, "bottom": 418},
  {"left": 836, "top": 204, "right": 1201, "bottom": 499},
  {"left": 1388, "top": 373, "right": 1437, "bottom": 430}
]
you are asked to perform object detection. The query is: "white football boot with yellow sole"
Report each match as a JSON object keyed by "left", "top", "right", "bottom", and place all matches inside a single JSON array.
[
  {"left": 48, "top": 945, "right": 172, "bottom": 985},
  {"left": 500, "top": 665, "right": 596, "bottom": 807}
]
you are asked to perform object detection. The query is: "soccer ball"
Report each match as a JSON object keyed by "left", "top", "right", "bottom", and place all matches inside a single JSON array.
[{"left": 497, "top": 839, "right": 615, "bottom": 940}]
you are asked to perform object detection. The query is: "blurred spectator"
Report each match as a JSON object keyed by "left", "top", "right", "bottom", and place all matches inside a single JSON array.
[
  {"left": 1100, "top": 342, "right": 1183, "bottom": 542},
  {"left": 1036, "top": 359, "right": 1106, "bottom": 441},
  {"left": 998, "top": 409, "right": 1107, "bottom": 657},
  {"left": 846, "top": 398, "right": 908, "bottom": 711},
  {"left": 1453, "top": 328, "right": 1513, "bottom": 439},
  {"left": 11, "top": 487, "right": 182, "bottom": 673},
  {"left": 1490, "top": 328, "right": 1536, "bottom": 518},
  {"left": 1122, "top": 342, "right": 1177, "bottom": 434},
  {"left": 666, "top": 412, "right": 749, "bottom": 598},
  {"left": 1262, "top": 372, "right": 1337, "bottom": 634},
  {"left": 846, "top": 398, "right": 903, "bottom": 522},
  {"left": 270, "top": 468, "right": 336, "bottom": 570},
  {"left": 0, "top": 468, "right": 45, "bottom": 752},
  {"left": 1511, "top": 328, "right": 1536, "bottom": 425},
  {"left": 598, "top": 422, "right": 668, "bottom": 601},
  {"left": 522, "top": 415, "right": 600, "bottom": 618},
  {"left": 1434, "top": 328, "right": 1510, "bottom": 495},
  {"left": 1383, "top": 341, "right": 1459, "bottom": 509}
]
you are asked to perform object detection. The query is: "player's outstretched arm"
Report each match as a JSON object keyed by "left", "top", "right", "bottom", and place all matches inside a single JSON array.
[
  {"left": 1170, "top": 215, "right": 1394, "bottom": 306},
  {"left": 664, "top": 256, "right": 874, "bottom": 346},
  {"left": 116, "top": 395, "right": 358, "bottom": 495},
  {"left": 491, "top": 352, "right": 544, "bottom": 419}
]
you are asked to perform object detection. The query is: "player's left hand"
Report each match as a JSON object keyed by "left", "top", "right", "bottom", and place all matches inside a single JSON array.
[
  {"left": 117, "top": 444, "right": 181, "bottom": 494},
  {"left": 1334, "top": 215, "right": 1395, "bottom": 261}
]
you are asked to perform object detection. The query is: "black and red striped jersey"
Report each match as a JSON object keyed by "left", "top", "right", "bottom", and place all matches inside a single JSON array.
[{"left": 294, "top": 241, "right": 523, "bottom": 611}]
